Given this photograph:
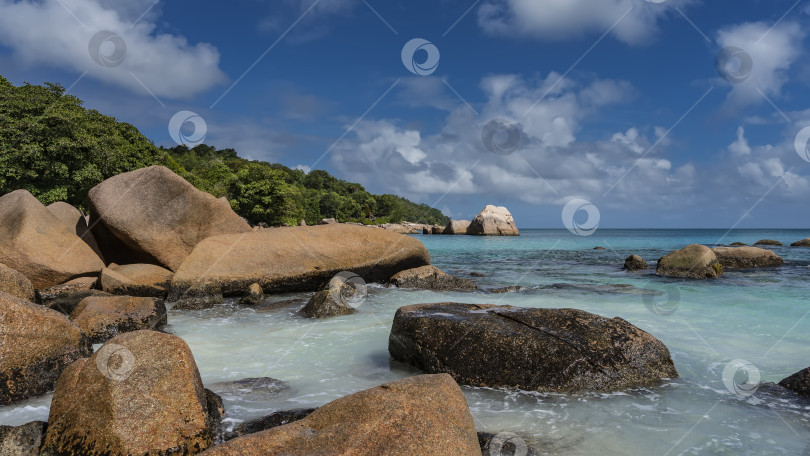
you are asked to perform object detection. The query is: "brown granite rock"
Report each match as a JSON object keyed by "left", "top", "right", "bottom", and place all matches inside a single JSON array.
[
  {"left": 791, "top": 238, "right": 810, "bottom": 247},
  {"left": 301, "top": 272, "right": 364, "bottom": 319},
  {"left": 389, "top": 265, "right": 477, "bottom": 291},
  {"left": 711, "top": 246, "right": 784, "bottom": 269},
  {"left": 239, "top": 283, "right": 264, "bottom": 306},
  {"left": 623, "top": 255, "right": 648, "bottom": 271},
  {"left": 444, "top": 220, "right": 471, "bottom": 235},
  {"left": 88, "top": 165, "right": 251, "bottom": 270},
  {"left": 41, "top": 331, "right": 220, "bottom": 455},
  {"left": 200, "top": 374, "right": 480, "bottom": 456},
  {"left": 778, "top": 366, "right": 810, "bottom": 397},
  {"left": 467, "top": 205, "right": 519, "bottom": 236},
  {"left": 389, "top": 303, "right": 678, "bottom": 392},
  {"left": 0, "top": 190, "right": 103, "bottom": 289},
  {"left": 70, "top": 296, "right": 167, "bottom": 343},
  {"left": 99, "top": 263, "right": 173, "bottom": 297},
  {"left": 47, "top": 201, "right": 103, "bottom": 260},
  {"left": 0, "top": 292, "right": 92, "bottom": 405},
  {"left": 0, "top": 263, "right": 35, "bottom": 302},
  {"left": 753, "top": 239, "right": 783, "bottom": 246},
  {"left": 656, "top": 244, "right": 722, "bottom": 279},
  {"left": 171, "top": 224, "right": 430, "bottom": 296}
]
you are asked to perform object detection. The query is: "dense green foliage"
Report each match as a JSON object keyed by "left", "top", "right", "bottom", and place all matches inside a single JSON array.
[
  {"left": 164, "top": 144, "right": 449, "bottom": 226},
  {"left": 0, "top": 76, "right": 449, "bottom": 227}
]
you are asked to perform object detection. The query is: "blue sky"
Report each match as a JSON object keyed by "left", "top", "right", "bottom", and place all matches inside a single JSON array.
[{"left": 2, "top": 0, "right": 810, "bottom": 229}]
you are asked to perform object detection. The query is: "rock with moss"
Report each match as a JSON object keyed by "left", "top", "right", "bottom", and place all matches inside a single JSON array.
[
  {"left": 656, "top": 244, "right": 722, "bottom": 279},
  {"left": 239, "top": 283, "right": 264, "bottom": 306},
  {"left": 0, "top": 421, "right": 47, "bottom": 456},
  {"left": 623, "top": 255, "right": 648, "bottom": 271},
  {"left": 791, "top": 238, "right": 810, "bottom": 247}
]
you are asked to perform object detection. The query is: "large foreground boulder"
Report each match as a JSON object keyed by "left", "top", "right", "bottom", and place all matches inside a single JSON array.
[
  {"left": 42, "top": 331, "right": 221, "bottom": 455},
  {"left": 70, "top": 296, "right": 167, "bottom": 343},
  {"left": 47, "top": 201, "right": 103, "bottom": 260},
  {"left": 200, "top": 374, "right": 480, "bottom": 456},
  {"left": 389, "top": 303, "right": 677, "bottom": 392},
  {"left": 711, "top": 246, "right": 784, "bottom": 269},
  {"left": 171, "top": 224, "right": 430, "bottom": 296},
  {"left": 389, "top": 265, "right": 477, "bottom": 291},
  {"left": 656, "top": 244, "right": 722, "bottom": 279},
  {"left": 0, "top": 190, "right": 103, "bottom": 289},
  {"left": 0, "top": 292, "right": 92, "bottom": 405},
  {"left": 444, "top": 220, "right": 471, "bottom": 235},
  {"left": 99, "top": 263, "right": 173, "bottom": 297},
  {"left": 0, "top": 264, "right": 35, "bottom": 302},
  {"left": 467, "top": 205, "right": 519, "bottom": 236},
  {"left": 88, "top": 165, "right": 251, "bottom": 271}
]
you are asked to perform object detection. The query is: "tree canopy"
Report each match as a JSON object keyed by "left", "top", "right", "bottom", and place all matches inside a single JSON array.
[{"left": 0, "top": 76, "right": 449, "bottom": 227}]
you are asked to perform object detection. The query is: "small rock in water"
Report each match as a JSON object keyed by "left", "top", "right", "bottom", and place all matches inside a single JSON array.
[
  {"left": 301, "top": 273, "right": 364, "bottom": 318},
  {"left": 753, "top": 239, "right": 782, "bottom": 246},
  {"left": 656, "top": 244, "right": 722, "bottom": 279},
  {"left": 239, "top": 283, "right": 264, "bottom": 306},
  {"left": 208, "top": 377, "right": 291, "bottom": 402},
  {"left": 711, "top": 246, "right": 784, "bottom": 269},
  {"left": 790, "top": 238, "right": 810, "bottom": 247},
  {"left": 623, "top": 255, "right": 648, "bottom": 271},
  {"left": 778, "top": 366, "right": 810, "bottom": 398},
  {"left": 490, "top": 286, "right": 523, "bottom": 294},
  {"left": 593, "top": 246, "right": 606, "bottom": 250},
  {"left": 469, "top": 272, "right": 486, "bottom": 277},
  {"left": 389, "top": 265, "right": 477, "bottom": 292},
  {"left": 730, "top": 242, "right": 748, "bottom": 246}
]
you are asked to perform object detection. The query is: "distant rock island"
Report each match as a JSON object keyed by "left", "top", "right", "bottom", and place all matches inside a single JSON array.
[{"left": 333, "top": 205, "right": 520, "bottom": 237}]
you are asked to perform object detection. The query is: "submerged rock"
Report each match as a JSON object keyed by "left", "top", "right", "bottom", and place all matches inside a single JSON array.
[
  {"left": 389, "top": 303, "right": 677, "bottom": 392},
  {"left": 753, "top": 239, "right": 783, "bottom": 246},
  {"left": 467, "top": 205, "right": 519, "bottom": 236},
  {"left": 42, "top": 330, "right": 221, "bottom": 455},
  {"left": 200, "top": 374, "right": 480, "bottom": 456},
  {"left": 444, "top": 220, "right": 471, "bottom": 235},
  {"left": 171, "top": 224, "right": 430, "bottom": 296},
  {"left": 490, "top": 286, "right": 523, "bottom": 294},
  {"left": 389, "top": 265, "right": 477, "bottom": 292},
  {"left": 88, "top": 165, "right": 251, "bottom": 270},
  {"left": 100, "top": 263, "right": 173, "bottom": 297},
  {"left": 778, "top": 366, "right": 810, "bottom": 397},
  {"left": 0, "top": 292, "right": 92, "bottom": 405},
  {"left": 208, "top": 377, "right": 290, "bottom": 402},
  {"left": 0, "top": 190, "right": 103, "bottom": 289},
  {"left": 0, "top": 420, "right": 47, "bottom": 456},
  {"left": 791, "top": 238, "right": 810, "bottom": 247},
  {"left": 623, "top": 255, "right": 648, "bottom": 271},
  {"left": 0, "top": 263, "right": 36, "bottom": 302},
  {"left": 70, "top": 295, "right": 167, "bottom": 343},
  {"left": 711, "top": 246, "right": 784, "bottom": 269},
  {"left": 656, "top": 244, "right": 722, "bottom": 279},
  {"left": 223, "top": 409, "right": 315, "bottom": 441}
]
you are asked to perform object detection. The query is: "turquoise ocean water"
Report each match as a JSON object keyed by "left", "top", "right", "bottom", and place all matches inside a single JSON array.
[{"left": 3, "top": 229, "right": 810, "bottom": 455}]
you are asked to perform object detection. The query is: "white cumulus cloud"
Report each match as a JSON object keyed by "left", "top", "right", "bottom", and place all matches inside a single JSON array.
[{"left": 0, "top": 0, "right": 227, "bottom": 98}]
